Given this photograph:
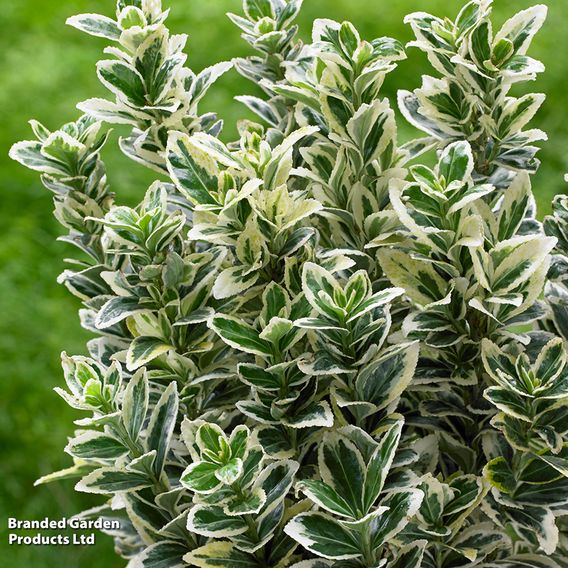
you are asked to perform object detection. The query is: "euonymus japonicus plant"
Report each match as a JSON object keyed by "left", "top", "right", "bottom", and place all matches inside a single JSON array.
[{"left": 9, "top": 0, "right": 568, "bottom": 566}]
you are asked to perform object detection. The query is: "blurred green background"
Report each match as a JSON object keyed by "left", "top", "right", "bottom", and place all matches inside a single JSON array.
[{"left": 0, "top": 0, "right": 566, "bottom": 566}]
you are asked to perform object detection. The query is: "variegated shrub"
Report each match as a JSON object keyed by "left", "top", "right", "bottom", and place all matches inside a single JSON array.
[{"left": 10, "top": 1, "right": 568, "bottom": 567}]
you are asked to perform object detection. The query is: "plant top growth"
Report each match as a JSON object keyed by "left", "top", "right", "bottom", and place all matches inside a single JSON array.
[{"left": 10, "top": 0, "right": 568, "bottom": 566}]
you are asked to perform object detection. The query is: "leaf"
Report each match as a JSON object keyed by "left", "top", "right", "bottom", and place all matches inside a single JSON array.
[
  {"left": 188, "top": 133, "right": 243, "bottom": 170},
  {"left": 364, "top": 421, "right": 404, "bottom": 510},
  {"left": 35, "top": 464, "right": 95, "bottom": 487},
  {"left": 126, "top": 336, "right": 172, "bottom": 371},
  {"left": 244, "top": 0, "right": 274, "bottom": 20},
  {"left": 210, "top": 314, "right": 272, "bottom": 357},
  {"left": 497, "top": 172, "right": 531, "bottom": 240},
  {"left": 284, "top": 513, "right": 361, "bottom": 560},
  {"left": 95, "top": 296, "right": 146, "bottom": 329},
  {"left": 65, "top": 431, "right": 129, "bottom": 460},
  {"left": 66, "top": 13, "right": 121, "bottom": 40},
  {"left": 484, "top": 457, "right": 516, "bottom": 494},
  {"left": 134, "top": 541, "right": 188, "bottom": 568},
  {"left": 508, "top": 505, "right": 559, "bottom": 555},
  {"left": 75, "top": 467, "right": 152, "bottom": 494},
  {"left": 302, "top": 262, "right": 341, "bottom": 318},
  {"left": 371, "top": 489, "right": 424, "bottom": 548},
  {"left": 255, "top": 460, "right": 299, "bottom": 514},
  {"left": 181, "top": 461, "right": 221, "bottom": 494},
  {"left": 388, "top": 540, "right": 427, "bottom": 568},
  {"left": 213, "top": 265, "right": 261, "bottom": 300},
  {"left": 498, "top": 94, "right": 545, "bottom": 138},
  {"left": 378, "top": 249, "right": 448, "bottom": 305},
  {"left": 494, "top": 5, "right": 548, "bottom": 56},
  {"left": 285, "top": 401, "right": 334, "bottom": 429},
  {"left": 438, "top": 141, "right": 473, "bottom": 184},
  {"left": 97, "top": 60, "right": 146, "bottom": 105},
  {"left": 534, "top": 338, "right": 566, "bottom": 385},
  {"left": 235, "top": 96, "right": 280, "bottom": 127},
  {"left": 484, "top": 387, "right": 530, "bottom": 422},
  {"left": 122, "top": 369, "right": 148, "bottom": 441},
  {"left": 346, "top": 99, "right": 395, "bottom": 164},
  {"left": 297, "top": 480, "right": 355, "bottom": 518},
  {"left": 319, "top": 432, "right": 365, "bottom": 514},
  {"left": 263, "top": 127, "right": 318, "bottom": 189},
  {"left": 224, "top": 488, "right": 266, "bottom": 516},
  {"left": 166, "top": 132, "right": 219, "bottom": 205},
  {"left": 196, "top": 422, "right": 226, "bottom": 454},
  {"left": 40, "top": 131, "right": 84, "bottom": 166},
  {"left": 184, "top": 541, "right": 261, "bottom": 567},
  {"left": 191, "top": 62, "right": 233, "bottom": 106},
  {"left": 9, "top": 140, "right": 62, "bottom": 174},
  {"left": 489, "top": 236, "right": 556, "bottom": 294},
  {"left": 355, "top": 342, "right": 420, "bottom": 411},
  {"left": 261, "top": 282, "right": 289, "bottom": 322},
  {"left": 147, "top": 382, "right": 179, "bottom": 476},
  {"left": 216, "top": 458, "right": 243, "bottom": 485},
  {"left": 187, "top": 505, "right": 248, "bottom": 538}
]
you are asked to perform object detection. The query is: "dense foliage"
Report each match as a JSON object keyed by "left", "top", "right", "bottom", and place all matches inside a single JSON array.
[{"left": 10, "top": 0, "right": 568, "bottom": 566}]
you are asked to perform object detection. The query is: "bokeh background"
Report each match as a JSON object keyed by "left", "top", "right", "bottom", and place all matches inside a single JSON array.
[{"left": 1, "top": 0, "right": 567, "bottom": 566}]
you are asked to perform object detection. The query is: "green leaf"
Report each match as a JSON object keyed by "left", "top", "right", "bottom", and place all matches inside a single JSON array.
[
  {"left": 346, "top": 100, "right": 395, "bottom": 164},
  {"left": 339, "top": 22, "right": 360, "bottom": 56},
  {"left": 75, "top": 467, "right": 152, "bottom": 494},
  {"left": 302, "top": 262, "right": 341, "bottom": 318},
  {"left": 534, "top": 338, "right": 566, "bottom": 385},
  {"left": 224, "top": 488, "right": 266, "bottom": 515},
  {"left": 191, "top": 62, "right": 233, "bottom": 106},
  {"left": 297, "top": 479, "right": 355, "bottom": 518},
  {"left": 216, "top": 458, "right": 243, "bottom": 485},
  {"left": 284, "top": 513, "right": 361, "bottom": 560},
  {"left": 498, "top": 94, "right": 545, "bottom": 138},
  {"left": 484, "top": 457, "right": 516, "bottom": 494},
  {"left": 213, "top": 265, "right": 261, "bottom": 300},
  {"left": 490, "top": 236, "right": 556, "bottom": 294},
  {"left": 261, "top": 282, "right": 289, "bottom": 322},
  {"left": 95, "top": 296, "right": 146, "bottom": 329},
  {"left": 210, "top": 315, "right": 272, "bottom": 357},
  {"left": 67, "top": 13, "right": 121, "bottom": 40},
  {"left": 388, "top": 541, "right": 426, "bottom": 568},
  {"left": 355, "top": 342, "right": 420, "bottom": 411},
  {"left": 184, "top": 541, "right": 262, "bottom": 567},
  {"left": 319, "top": 432, "right": 365, "bottom": 514},
  {"left": 136, "top": 541, "right": 188, "bottom": 568},
  {"left": 364, "top": 421, "right": 404, "bottom": 510},
  {"left": 378, "top": 249, "right": 448, "bottom": 305},
  {"left": 65, "top": 431, "right": 129, "bottom": 460},
  {"left": 497, "top": 172, "right": 531, "bottom": 240},
  {"left": 371, "top": 489, "right": 424, "bottom": 548},
  {"left": 147, "top": 382, "right": 179, "bottom": 476},
  {"left": 196, "top": 422, "right": 226, "bottom": 455},
  {"left": 507, "top": 505, "right": 559, "bottom": 555},
  {"left": 285, "top": 401, "right": 334, "bottom": 429},
  {"left": 181, "top": 461, "right": 222, "bottom": 493},
  {"left": 244, "top": 0, "right": 274, "bottom": 21},
  {"left": 188, "top": 133, "right": 243, "bottom": 170},
  {"left": 438, "top": 141, "right": 473, "bottom": 185},
  {"left": 494, "top": 5, "right": 548, "bottom": 55},
  {"left": 187, "top": 505, "right": 248, "bottom": 538},
  {"left": 126, "top": 336, "right": 172, "bottom": 371},
  {"left": 9, "top": 140, "right": 62, "bottom": 174},
  {"left": 122, "top": 369, "right": 148, "bottom": 441},
  {"left": 166, "top": 132, "right": 219, "bottom": 205},
  {"left": 40, "top": 131, "right": 84, "bottom": 167},
  {"left": 484, "top": 387, "right": 529, "bottom": 421},
  {"left": 97, "top": 60, "right": 146, "bottom": 105},
  {"left": 255, "top": 459, "right": 299, "bottom": 513}
]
